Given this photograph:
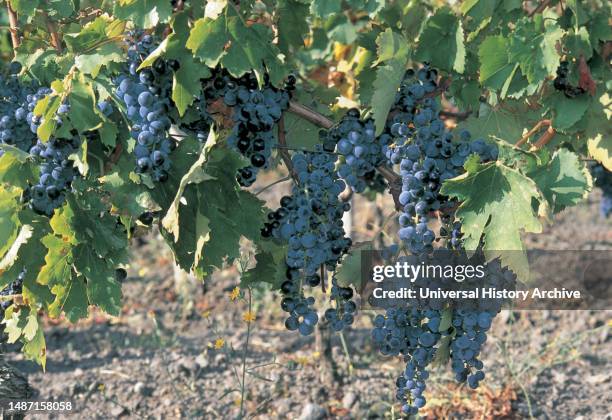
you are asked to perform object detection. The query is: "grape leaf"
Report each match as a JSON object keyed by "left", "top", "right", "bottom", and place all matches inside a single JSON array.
[
  {"left": 277, "top": 0, "right": 310, "bottom": 54},
  {"left": 0, "top": 187, "right": 22, "bottom": 264},
  {"left": 311, "top": 0, "right": 341, "bottom": 16},
  {"left": 478, "top": 35, "right": 516, "bottom": 90},
  {"left": 371, "top": 55, "right": 408, "bottom": 135},
  {"left": 9, "top": 0, "right": 40, "bottom": 15},
  {"left": 565, "top": 27, "right": 592, "bottom": 60},
  {"left": 336, "top": 242, "right": 374, "bottom": 289},
  {"left": 508, "top": 16, "right": 563, "bottom": 85},
  {"left": 75, "top": 43, "right": 125, "bottom": 77},
  {"left": 22, "top": 322, "right": 46, "bottom": 369},
  {"left": 37, "top": 234, "right": 73, "bottom": 289},
  {"left": 2, "top": 307, "right": 46, "bottom": 368},
  {"left": 48, "top": 276, "right": 89, "bottom": 323},
  {"left": 585, "top": 95, "right": 612, "bottom": 170},
  {"left": 546, "top": 91, "right": 591, "bottom": 131},
  {"left": 440, "top": 156, "right": 545, "bottom": 279},
  {"left": 69, "top": 76, "right": 103, "bottom": 133},
  {"left": 163, "top": 130, "right": 217, "bottom": 241},
  {"left": 414, "top": 7, "right": 465, "bottom": 74},
  {"left": 75, "top": 245, "right": 122, "bottom": 316},
  {"left": 187, "top": 11, "right": 287, "bottom": 85},
  {"left": 456, "top": 105, "right": 527, "bottom": 145},
  {"left": 374, "top": 28, "right": 409, "bottom": 65},
  {"left": 242, "top": 240, "right": 287, "bottom": 288},
  {"left": 528, "top": 149, "right": 591, "bottom": 213},
  {"left": 113, "top": 0, "right": 172, "bottom": 29},
  {"left": 0, "top": 225, "right": 33, "bottom": 278}
]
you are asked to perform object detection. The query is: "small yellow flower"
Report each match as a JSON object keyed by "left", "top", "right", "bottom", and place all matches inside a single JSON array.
[
  {"left": 202, "top": 310, "right": 211, "bottom": 319},
  {"left": 243, "top": 311, "right": 256, "bottom": 323},
  {"left": 230, "top": 287, "right": 240, "bottom": 301},
  {"left": 295, "top": 356, "right": 309, "bottom": 366},
  {"left": 98, "top": 383, "right": 106, "bottom": 392},
  {"left": 608, "top": 319, "right": 612, "bottom": 328},
  {"left": 214, "top": 338, "right": 225, "bottom": 349}
]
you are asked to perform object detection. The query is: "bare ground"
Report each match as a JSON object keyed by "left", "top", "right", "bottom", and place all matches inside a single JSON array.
[{"left": 3, "top": 186, "right": 612, "bottom": 420}]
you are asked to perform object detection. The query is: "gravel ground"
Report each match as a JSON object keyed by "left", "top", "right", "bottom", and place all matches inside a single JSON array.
[{"left": 3, "top": 186, "right": 611, "bottom": 420}]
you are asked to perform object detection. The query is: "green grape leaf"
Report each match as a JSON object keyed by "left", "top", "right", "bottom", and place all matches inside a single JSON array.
[
  {"left": 0, "top": 225, "right": 34, "bottom": 277},
  {"left": 69, "top": 76, "right": 103, "bottom": 133},
  {"left": 22, "top": 322, "right": 46, "bottom": 369},
  {"left": 113, "top": 0, "right": 173, "bottom": 29},
  {"left": 456, "top": 105, "right": 528, "bottom": 145},
  {"left": 56, "top": 196, "right": 128, "bottom": 259},
  {"left": 371, "top": 57, "right": 408, "bottom": 136},
  {"left": 277, "top": 0, "right": 310, "bottom": 53},
  {"left": 374, "top": 28, "right": 409, "bottom": 65},
  {"left": 75, "top": 245, "right": 122, "bottom": 316},
  {"left": 37, "top": 234, "right": 73, "bottom": 289},
  {"left": 187, "top": 11, "right": 286, "bottom": 85},
  {"left": 346, "top": 0, "right": 385, "bottom": 14},
  {"left": 460, "top": 0, "right": 498, "bottom": 19},
  {"left": 9, "top": 0, "right": 40, "bottom": 15},
  {"left": 242, "top": 240, "right": 287, "bottom": 289},
  {"left": 585, "top": 95, "right": 612, "bottom": 170},
  {"left": 478, "top": 35, "right": 516, "bottom": 91},
  {"left": 440, "top": 157, "right": 545, "bottom": 280},
  {"left": 336, "top": 242, "right": 374, "bottom": 289},
  {"left": 414, "top": 7, "right": 465, "bottom": 74},
  {"left": 186, "top": 17, "right": 227, "bottom": 68},
  {"left": 529, "top": 149, "right": 591, "bottom": 213},
  {"left": 48, "top": 276, "right": 89, "bottom": 323},
  {"left": 2, "top": 307, "right": 46, "bottom": 368},
  {"left": 565, "top": 26, "right": 592, "bottom": 60},
  {"left": 64, "top": 16, "right": 126, "bottom": 52},
  {"left": 2, "top": 306, "right": 29, "bottom": 344},
  {"left": 75, "top": 43, "right": 125, "bottom": 77},
  {"left": 162, "top": 130, "right": 217, "bottom": 242},
  {"left": 35, "top": 94, "right": 61, "bottom": 142},
  {"left": 547, "top": 91, "right": 591, "bottom": 131},
  {"left": 44, "top": 0, "right": 75, "bottom": 18},
  {"left": 0, "top": 187, "right": 22, "bottom": 264},
  {"left": 508, "top": 16, "right": 563, "bottom": 84},
  {"left": 311, "top": 0, "right": 341, "bottom": 16},
  {"left": 100, "top": 170, "right": 150, "bottom": 219}
]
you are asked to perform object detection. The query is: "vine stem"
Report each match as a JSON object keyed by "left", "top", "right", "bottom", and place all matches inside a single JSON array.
[
  {"left": 6, "top": 1, "right": 20, "bottom": 50},
  {"left": 288, "top": 101, "right": 333, "bottom": 129},
  {"left": 528, "top": 0, "right": 552, "bottom": 17},
  {"left": 277, "top": 115, "right": 298, "bottom": 181},
  {"left": 533, "top": 125, "right": 556, "bottom": 149},
  {"left": 43, "top": 11, "right": 63, "bottom": 54},
  {"left": 439, "top": 109, "right": 471, "bottom": 120},
  {"left": 515, "top": 119, "right": 552, "bottom": 148}
]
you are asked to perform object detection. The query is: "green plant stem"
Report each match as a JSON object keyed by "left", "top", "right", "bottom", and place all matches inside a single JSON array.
[
  {"left": 239, "top": 288, "right": 253, "bottom": 419},
  {"left": 338, "top": 331, "right": 354, "bottom": 376}
]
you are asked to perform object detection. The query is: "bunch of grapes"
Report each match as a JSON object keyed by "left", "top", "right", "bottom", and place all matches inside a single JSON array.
[
  {"left": 371, "top": 251, "right": 516, "bottom": 415},
  {"left": 553, "top": 61, "right": 586, "bottom": 98},
  {"left": 382, "top": 67, "right": 497, "bottom": 254},
  {"left": 591, "top": 163, "right": 612, "bottom": 217},
  {"left": 262, "top": 145, "right": 353, "bottom": 335},
  {"left": 28, "top": 133, "right": 80, "bottom": 215},
  {"left": 324, "top": 276, "right": 358, "bottom": 331},
  {"left": 0, "top": 62, "right": 39, "bottom": 155},
  {"left": 114, "top": 33, "right": 179, "bottom": 182},
  {"left": 371, "top": 307, "right": 441, "bottom": 415},
  {"left": 224, "top": 72, "right": 295, "bottom": 186},
  {"left": 327, "top": 109, "right": 387, "bottom": 192}
]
